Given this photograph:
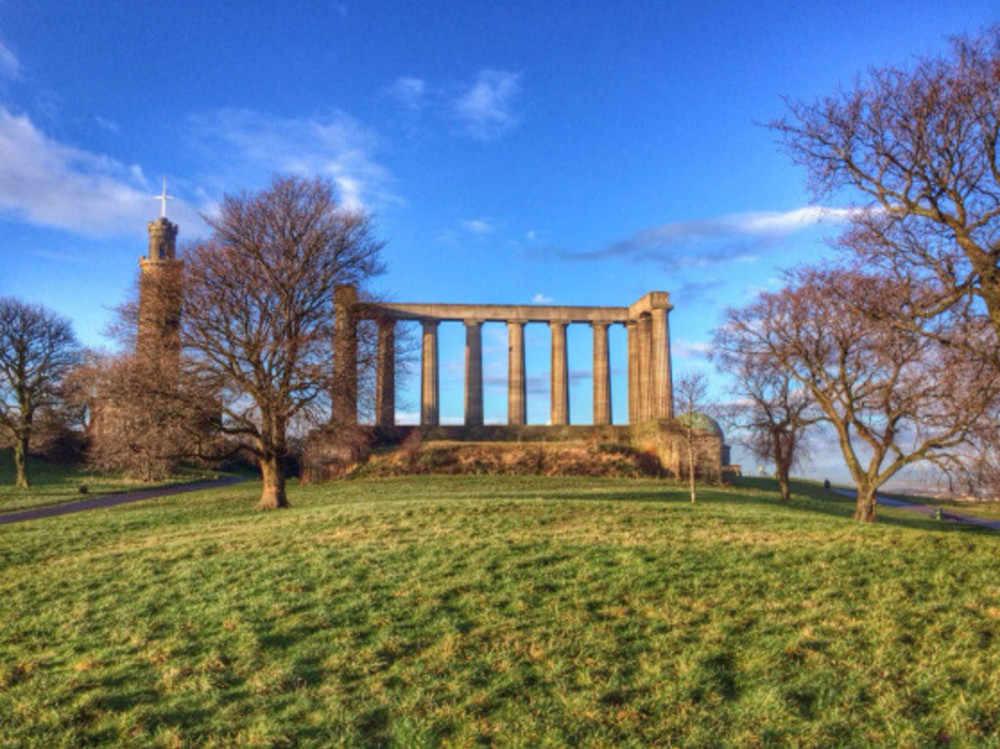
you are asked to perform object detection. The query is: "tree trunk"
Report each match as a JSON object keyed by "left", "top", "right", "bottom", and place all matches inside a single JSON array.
[
  {"left": 257, "top": 454, "right": 289, "bottom": 510},
  {"left": 854, "top": 485, "right": 877, "bottom": 522},
  {"left": 775, "top": 447, "right": 791, "bottom": 501},
  {"left": 688, "top": 439, "right": 696, "bottom": 503},
  {"left": 777, "top": 474, "right": 791, "bottom": 502},
  {"left": 969, "top": 248, "right": 1000, "bottom": 339},
  {"left": 13, "top": 435, "right": 29, "bottom": 488}
]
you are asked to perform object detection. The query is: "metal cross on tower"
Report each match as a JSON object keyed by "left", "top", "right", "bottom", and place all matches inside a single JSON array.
[{"left": 154, "top": 177, "right": 173, "bottom": 218}]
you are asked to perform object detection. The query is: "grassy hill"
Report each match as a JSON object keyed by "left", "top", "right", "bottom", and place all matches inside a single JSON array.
[
  {"left": 2, "top": 475, "right": 999, "bottom": 745},
  {"left": 0, "top": 449, "right": 219, "bottom": 514}
]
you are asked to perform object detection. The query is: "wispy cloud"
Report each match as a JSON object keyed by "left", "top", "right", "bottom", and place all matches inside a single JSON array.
[
  {"left": 531, "top": 292, "right": 553, "bottom": 303},
  {"left": 673, "top": 339, "right": 712, "bottom": 360},
  {"left": 386, "top": 69, "right": 523, "bottom": 142},
  {"left": 460, "top": 218, "right": 499, "bottom": 235},
  {"left": 0, "top": 107, "right": 201, "bottom": 236},
  {"left": 394, "top": 409, "right": 420, "bottom": 424},
  {"left": 386, "top": 76, "right": 427, "bottom": 110},
  {"left": 547, "top": 206, "right": 853, "bottom": 268},
  {"left": 673, "top": 277, "right": 727, "bottom": 304},
  {"left": 190, "top": 109, "right": 394, "bottom": 211},
  {"left": 94, "top": 116, "right": 120, "bottom": 133},
  {"left": 0, "top": 40, "right": 19, "bottom": 80},
  {"left": 452, "top": 69, "right": 521, "bottom": 141}
]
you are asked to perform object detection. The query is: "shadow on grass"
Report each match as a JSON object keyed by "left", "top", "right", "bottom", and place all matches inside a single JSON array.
[
  {"left": 454, "top": 475, "right": 996, "bottom": 537},
  {"left": 0, "top": 450, "right": 89, "bottom": 492}
]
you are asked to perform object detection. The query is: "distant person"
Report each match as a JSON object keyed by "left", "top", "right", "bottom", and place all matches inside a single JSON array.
[{"left": 823, "top": 479, "right": 831, "bottom": 490}]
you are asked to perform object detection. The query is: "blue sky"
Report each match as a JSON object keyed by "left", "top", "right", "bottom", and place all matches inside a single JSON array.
[{"left": 0, "top": 1, "right": 996, "bottom": 481}]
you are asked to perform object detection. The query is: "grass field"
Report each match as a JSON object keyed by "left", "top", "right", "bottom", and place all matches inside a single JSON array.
[
  {"left": 3, "top": 474, "right": 1000, "bottom": 745},
  {"left": 927, "top": 498, "right": 1000, "bottom": 521},
  {"left": 0, "top": 450, "right": 219, "bottom": 514}
]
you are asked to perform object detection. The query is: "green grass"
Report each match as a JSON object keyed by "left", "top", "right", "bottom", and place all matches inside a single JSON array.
[
  {"left": 744, "top": 474, "right": 1000, "bottom": 524},
  {"left": 919, "top": 498, "right": 1000, "bottom": 521},
  {"left": 0, "top": 450, "right": 220, "bottom": 514},
  {"left": 2, "top": 475, "right": 1000, "bottom": 745}
]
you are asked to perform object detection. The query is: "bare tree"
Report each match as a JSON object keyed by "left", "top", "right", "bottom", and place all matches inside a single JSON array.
[
  {"left": 943, "top": 421, "right": 1000, "bottom": 500},
  {"left": 181, "top": 175, "right": 385, "bottom": 509},
  {"left": 712, "top": 316, "right": 819, "bottom": 501},
  {"left": 732, "top": 268, "right": 1000, "bottom": 521},
  {"left": 0, "top": 297, "right": 80, "bottom": 487},
  {"left": 675, "top": 372, "right": 709, "bottom": 504},
  {"left": 773, "top": 27, "right": 1000, "bottom": 338},
  {"left": 73, "top": 351, "right": 221, "bottom": 481}
]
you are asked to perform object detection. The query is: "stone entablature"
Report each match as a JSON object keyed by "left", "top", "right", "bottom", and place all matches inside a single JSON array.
[{"left": 332, "top": 286, "right": 673, "bottom": 429}]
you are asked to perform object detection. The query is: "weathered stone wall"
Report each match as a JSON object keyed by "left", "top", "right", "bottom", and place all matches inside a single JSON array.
[
  {"left": 137, "top": 217, "right": 182, "bottom": 368},
  {"left": 301, "top": 419, "right": 726, "bottom": 483}
]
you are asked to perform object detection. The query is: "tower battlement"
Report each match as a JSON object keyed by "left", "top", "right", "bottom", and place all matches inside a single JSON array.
[{"left": 143, "top": 216, "right": 179, "bottom": 263}]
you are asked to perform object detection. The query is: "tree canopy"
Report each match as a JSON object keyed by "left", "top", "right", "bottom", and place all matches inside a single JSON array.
[
  {"left": 182, "top": 175, "right": 385, "bottom": 509},
  {"left": 0, "top": 297, "right": 79, "bottom": 487},
  {"left": 724, "top": 268, "right": 999, "bottom": 520},
  {"left": 773, "top": 27, "right": 1000, "bottom": 337}
]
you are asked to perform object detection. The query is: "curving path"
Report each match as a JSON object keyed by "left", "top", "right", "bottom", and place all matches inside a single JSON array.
[
  {"left": 834, "top": 488, "right": 1000, "bottom": 531},
  {"left": 0, "top": 475, "right": 249, "bottom": 526}
]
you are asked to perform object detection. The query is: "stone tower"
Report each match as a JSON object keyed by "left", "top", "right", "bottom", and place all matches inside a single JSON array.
[{"left": 137, "top": 216, "right": 182, "bottom": 366}]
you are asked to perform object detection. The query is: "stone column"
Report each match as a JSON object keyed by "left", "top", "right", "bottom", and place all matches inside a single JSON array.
[
  {"left": 332, "top": 284, "right": 357, "bottom": 424},
  {"left": 665, "top": 309, "right": 674, "bottom": 418},
  {"left": 637, "top": 313, "right": 652, "bottom": 421},
  {"left": 464, "top": 320, "right": 484, "bottom": 426},
  {"left": 651, "top": 308, "right": 671, "bottom": 419},
  {"left": 592, "top": 322, "right": 611, "bottom": 425},
  {"left": 375, "top": 318, "right": 395, "bottom": 427},
  {"left": 626, "top": 320, "right": 638, "bottom": 424},
  {"left": 507, "top": 321, "right": 526, "bottom": 425},
  {"left": 550, "top": 321, "right": 569, "bottom": 425},
  {"left": 420, "top": 320, "right": 439, "bottom": 426}
]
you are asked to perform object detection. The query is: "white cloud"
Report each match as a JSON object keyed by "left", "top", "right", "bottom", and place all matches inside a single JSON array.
[
  {"left": 94, "top": 116, "right": 120, "bottom": 133},
  {"left": 394, "top": 409, "right": 420, "bottom": 424},
  {"left": 386, "top": 69, "right": 523, "bottom": 141},
  {"left": 0, "top": 40, "right": 19, "bottom": 79},
  {"left": 386, "top": 76, "right": 427, "bottom": 110},
  {"left": 129, "top": 164, "right": 148, "bottom": 186},
  {"left": 734, "top": 206, "right": 857, "bottom": 233},
  {"left": 191, "top": 109, "right": 394, "bottom": 211},
  {"left": 553, "top": 205, "right": 853, "bottom": 268},
  {"left": 452, "top": 69, "right": 521, "bottom": 141},
  {"left": 0, "top": 107, "right": 201, "bottom": 236},
  {"left": 531, "top": 293, "right": 553, "bottom": 303},
  {"left": 673, "top": 339, "right": 712, "bottom": 360},
  {"left": 460, "top": 218, "right": 498, "bottom": 235}
]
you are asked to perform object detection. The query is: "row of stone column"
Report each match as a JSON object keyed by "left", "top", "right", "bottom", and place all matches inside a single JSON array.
[
  {"left": 332, "top": 285, "right": 672, "bottom": 428},
  {"left": 411, "top": 319, "right": 613, "bottom": 428},
  {"left": 626, "top": 310, "right": 671, "bottom": 423},
  {"left": 369, "top": 317, "right": 654, "bottom": 427}
]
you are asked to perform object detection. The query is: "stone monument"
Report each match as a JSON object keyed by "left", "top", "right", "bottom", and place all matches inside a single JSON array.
[{"left": 304, "top": 286, "right": 731, "bottom": 481}]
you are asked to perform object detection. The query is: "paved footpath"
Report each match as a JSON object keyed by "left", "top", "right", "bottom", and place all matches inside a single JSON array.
[
  {"left": 0, "top": 475, "right": 249, "bottom": 526},
  {"left": 835, "top": 488, "right": 1000, "bottom": 531}
]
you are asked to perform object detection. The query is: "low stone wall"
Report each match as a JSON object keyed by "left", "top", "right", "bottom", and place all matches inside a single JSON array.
[
  {"left": 301, "top": 420, "right": 726, "bottom": 483},
  {"left": 351, "top": 441, "right": 667, "bottom": 479}
]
